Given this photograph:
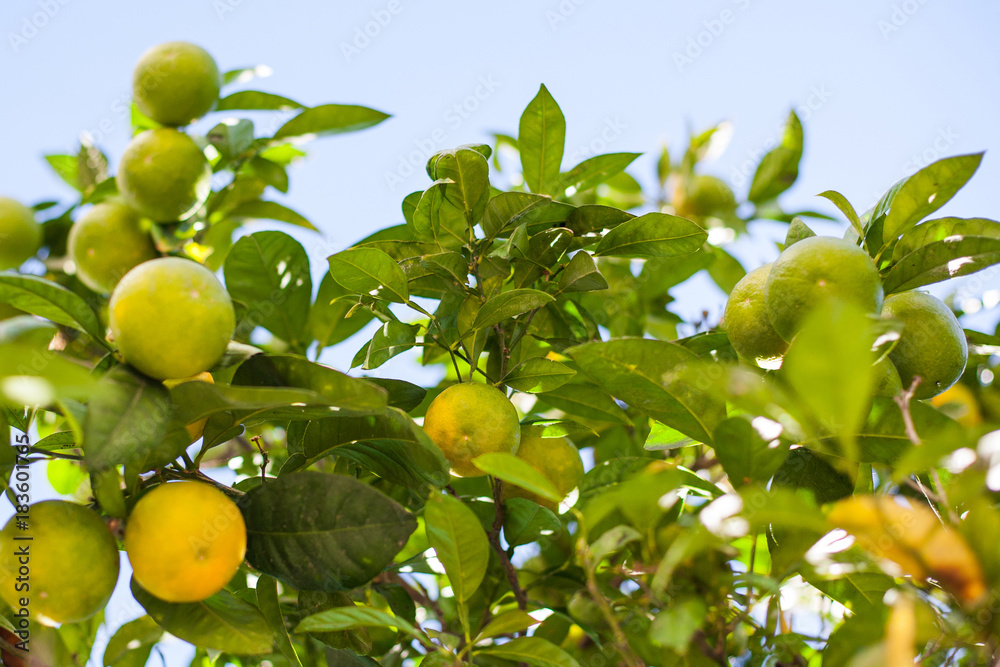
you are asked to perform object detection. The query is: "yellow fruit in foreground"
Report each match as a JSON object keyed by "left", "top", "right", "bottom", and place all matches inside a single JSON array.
[
  {"left": 765, "top": 236, "right": 883, "bottom": 342},
  {"left": 125, "top": 481, "right": 246, "bottom": 603},
  {"left": 723, "top": 263, "right": 788, "bottom": 367},
  {"left": 68, "top": 201, "right": 158, "bottom": 294},
  {"left": 116, "top": 128, "right": 212, "bottom": 223},
  {"left": 503, "top": 429, "right": 584, "bottom": 511},
  {"left": 163, "top": 372, "right": 215, "bottom": 442},
  {"left": 109, "top": 257, "right": 235, "bottom": 381},
  {"left": 0, "top": 501, "right": 119, "bottom": 626},
  {"left": 133, "top": 41, "right": 221, "bottom": 127},
  {"left": 422, "top": 383, "right": 521, "bottom": 477},
  {"left": 882, "top": 291, "right": 968, "bottom": 400},
  {"left": 931, "top": 382, "right": 982, "bottom": 428},
  {"left": 828, "top": 496, "right": 985, "bottom": 605},
  {"left": 0, "top": 197, "right": 41, "bottom": 270}
]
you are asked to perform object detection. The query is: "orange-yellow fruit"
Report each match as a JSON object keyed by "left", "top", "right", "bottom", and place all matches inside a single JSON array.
[
  {"left": 68, "top": 201, "right": 158, "bottom": 294},
  {"left": 116, "top": 128, "right": 212, "bottom": 223},
  {"left": 125, "top": 481, "right": 246, "bottom": 602},
  {"left": 422, "top": 383, "right": 521, "bottom": 477},
  {"left": 931, "top": 382, "right": 982, "bottom": 428},
  {"left": 0, "top": 501, "right": 119, "bottom": 626},
  {"left": 109, "top": 257, "right": 235, "bottom": 381},
  {"left": 502, "top": 429, "right": 584, "bottom": 511},
  {"left": 133, "top": 42, "right": 221, "bottom": 127}
]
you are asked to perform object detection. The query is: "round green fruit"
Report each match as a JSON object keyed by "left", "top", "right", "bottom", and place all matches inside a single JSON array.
[
  {"left": 502, "top": 429, "right": 584, "bottom": 511},
  {"left": 0, "top": 198, "right": 41, "bottom": 270},
  {"left": 133, "top": 41, "right": 221, "bottom": 127},
  {"left": 116, "top": 128, "right": 212, "bottom": 223},
  {"left": 109, "top": 257, "right": 235, "bottom": 380},
  {"left": 882, "top": 291, "right": 967, "bottom": 400},
  {"left": 765, "top": 236, "right": 883, "bottom": 341},
  {"left": 723, "top": 263, "right": 788, "bottom": 366},
  {"left": 673, "top": 174, "right": 737, "bottom": 220},
  {"left": 68, "top": 201, "right": 159, "bottom": 294},
  {"left": 0, "top": 501, "right": 119, "bottom": 626},
  {"left": 872, "top": 356, "right": 903, "bottom": 397}
]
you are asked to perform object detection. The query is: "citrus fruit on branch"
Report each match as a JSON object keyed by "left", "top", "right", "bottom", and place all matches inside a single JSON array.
[
  {"left": 133, "top": 41, "right": 221, "bottom": 127},
  {"left": 723, "top": 263, "right": 788, "bottom": 367},
  {"left": 109, "top": 257, "right": 235, "bottom": 380},
  {"left": 124, "top": 481, "right": 246, "bottom": 603},
  {"left": 116, "top": 128, "right": 212, "bottom": 223},
  {"left": 68, "top": 200, "right": 159, "bottom": 294},
  {"left": 502, "top": 428, "right": 584, "bottom": 511},
  {"left": 422, "top": 382, "right": 521, "bottom": 477},
  {"left": 0, "top": 197, "right": 41, "bottom": 270}
]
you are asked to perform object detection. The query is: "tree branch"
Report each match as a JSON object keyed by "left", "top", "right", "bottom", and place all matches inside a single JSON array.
[{"left": 488, "top": 478, "right": 528, "bottom": 610}]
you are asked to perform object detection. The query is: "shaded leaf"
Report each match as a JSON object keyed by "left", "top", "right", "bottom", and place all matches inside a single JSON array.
[
  {"left": 424, "top": 491, "right": 489, "bottom": 603},
  {"left": 594, "top": 213, "right": 707, "bottom": 258}
]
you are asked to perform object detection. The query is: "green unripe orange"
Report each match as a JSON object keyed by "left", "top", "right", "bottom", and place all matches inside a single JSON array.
[
  {"left": 0, "top": 198, "right": 41, "bottom": 270},
  {"left": 723, "top": 263, "right": 788, "bottom": 366},
  {"left": 133, "top": 41, "right": 221, "bottom": 127},
  {"left": 68, "top": 201, "right": 158, "bottom": 294},
  {"left": 502, "top": 429, "right": 584, "bottom": 511},
  {"left": 116, "top": 128, "right": 212, "bottom": 223}
]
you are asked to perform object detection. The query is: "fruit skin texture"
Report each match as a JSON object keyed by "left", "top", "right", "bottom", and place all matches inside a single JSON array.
[
  {"left": 109, "top": 257, "right": 235, "bottom": 381},
  {"left": 723, "top": 263, "right": 788, "bottom": 366},
  {"left": 502, "top": 430, "right": 584, "bottom": 511},
  {"left": 882, "top": 291, "right": 968, "bottom": 400},
  {"left": 68, "top": 201, "right": 158, "bottom": 294},
  {"left": 116, "top": 128, "right": 212, "bottom": 223},
  {"left": 872, "top": 356, "right": 903, "bottom": 397},
  {"left": 162, "top": 372, "right": 215, "bottom": 441},
  {"left": 125, "top": 481, "right": 246, "bottom": 603},
  {"left": 0, "top": 501, "right": 119, "bottom": 626},
  {"left": 133, "top": 41, "right": 220, "bottom": 127},
  {"left": 931, "top": 382, "right": 982, "bottom": 428},
  {"left": 765, "top": 236, "right": 884, "bottom": 342},
  {"left": 0, "top": 198, "right": 41, "bottom": 270},
  {"left": 422, "top": 383, "right": 521, "bottom": 477}
]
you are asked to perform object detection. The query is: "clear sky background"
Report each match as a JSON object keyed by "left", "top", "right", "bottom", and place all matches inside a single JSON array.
[{"left": 1, "top": 1, "right": 999, "bottom": 664}]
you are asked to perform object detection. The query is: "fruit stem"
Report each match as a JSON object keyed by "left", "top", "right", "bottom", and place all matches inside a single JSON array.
[{"left": 488, "top": 478, "right": 528, "bottom": 610}]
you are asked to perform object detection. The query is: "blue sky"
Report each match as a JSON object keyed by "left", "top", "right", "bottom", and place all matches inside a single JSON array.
[{"left": 1, "top": 0, "right": 999, "bottom": 664}]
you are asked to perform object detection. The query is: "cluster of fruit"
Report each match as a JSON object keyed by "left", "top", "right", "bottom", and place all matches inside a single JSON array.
[
  {"left": 0, "top": 43, "right": 248, "bottom": 625},
  {"left": 724, "top": 235, "right": 968, "bottom": 399}
]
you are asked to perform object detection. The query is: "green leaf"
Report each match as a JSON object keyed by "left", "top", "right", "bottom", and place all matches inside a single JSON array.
[
  {"left": 536, "top": 383, "right": 631, "bottom": 425},
  {"left": 712, "top": 418, "right": 789, "bottom": 488},
  {"left": 411, "top": 182, "right": 469, "bottom": 247},
  {"left": 224, "top": 231, "right": 313, "bottom": 349},
  {"left": 556, "top": 152, "right": 641, "bottom": 195},
  {"left": 892, "top": 216, "right": 1000, "bottom": 262},
  {"left": 882, "top": 235, "right": 1000, "bottom": 294},
  {"left": 297, "top": 590, "right": 373, "bottom": 653},
  {"left": 476, "top": 635, "right": 580, "bottom": 667},
  {"left": 502, "top": 357, "right": 576, "bottom": 393},
  {"left": 272, "top": 104, "right": 390, "bottom": 141},
  {"left": 424, "top": 491, "right": 490, "bottom": 603},
  {"left": 476, "top": 609, "right": 539, "bottom": 640},
  {"left": 817, "top": 191, "right": 862, "bottom": 237},
  {"left": 295, "top": 605, "right": 427, "bottom": 646},
  {"left": 519, "top": 84, "right": 566, "bottom": 195},
  {"left": 44, "top": 154, "right": 80, "bottom": 191},
  {"left": 0, "top": 341, "right": 97, "bottom": 404},
  {"left": 473, "top": 452, "right": 562, "bottom": 502},
  {"left": 131, "top": 579, "right": 273, "bottom": 655},
  {"left": 328, "top": 247, "right": 409, "bottom": 303},
  {"left": 482, "top": 192, "right": 573, "bottom": 240},
  {"left": 355, "top": 321, "right": 417, "bottom": 370},
  {"left": 565, "top": 205, "right": 634, "bottom": 235},
  {"left": 241, "top": 471, "right": 416, "bottom": 590},
  {"left": 783, "top": 300, "right": 874, "bottom": 455},
  {"left": 0, "top": 273, "right": 107, "bottom": 345},
  {"left": 472, "top": 288, "right": 554, "bottom": 329},
  {"left": 102, "top": 615, "right": 163, "bottom": 667},
  {"left": 83, "top": 367, "right": 171, "bottom": 472},
  {"left": 502, "top": 497, "right": 562, "bottom": 547},
  {"left": 594, "top": 213, "right": 707, "bottom": 258},
  {"left": 207, "top": 119, "right": 255, "bottom": 160},
  {"left": 280, "top": 409, "right": 449, "bottom": 489},
  {"left": 308, "top": 273, "right": 374, "bottom": 350},
  {"left": 557, "top": 251, "right": 608, "bottom": 293},
  {"left": 363, "top": 377, "right": 427, "bottom": 412},
  {"left": 216, "top": 90, "right": 304, "bottom": 111},
  {"left": 882, "top": 152, "right": 983, "bottom": 242},
  {"left": 566, "top": 338, "right": 725, "bottom": 443},
  {"left": 228, "top": 200, "right": 316, "bottom": 231},
  {"left": 649, "top": 597, "right": 707, "bottom": 654},
  {"left": 748, "top": 111, "right": 802, "bottom": 203},
  {"left": 429, "top": 148, "right": 490, "bottom": 224},
  {"left": 250, "top": 156, "right": 289, "bottom": 193},
  {"left": 772, "top": 449, "right": 853, "bottom": 505},
  {"left": 707, "top": 246, "right": 747, "bottom": 293},
  {"left": 256, "top": 575, "right": 302, "bottom": 667}
]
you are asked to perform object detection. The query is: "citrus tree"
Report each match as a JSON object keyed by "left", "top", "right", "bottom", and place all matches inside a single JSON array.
[{"left": 1, "top": 42, "right": 999, "bottom": 667}]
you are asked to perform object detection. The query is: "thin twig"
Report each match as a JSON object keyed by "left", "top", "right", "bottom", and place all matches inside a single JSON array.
[
  {"left": 488, "top": 479, "right": 528, "bottom": 610},
  {"left": 930, "top": 468, "right": 959, "bottom": 524},
  {"left": 893, "top": 377, "right": 923, "bottom": 446}
]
